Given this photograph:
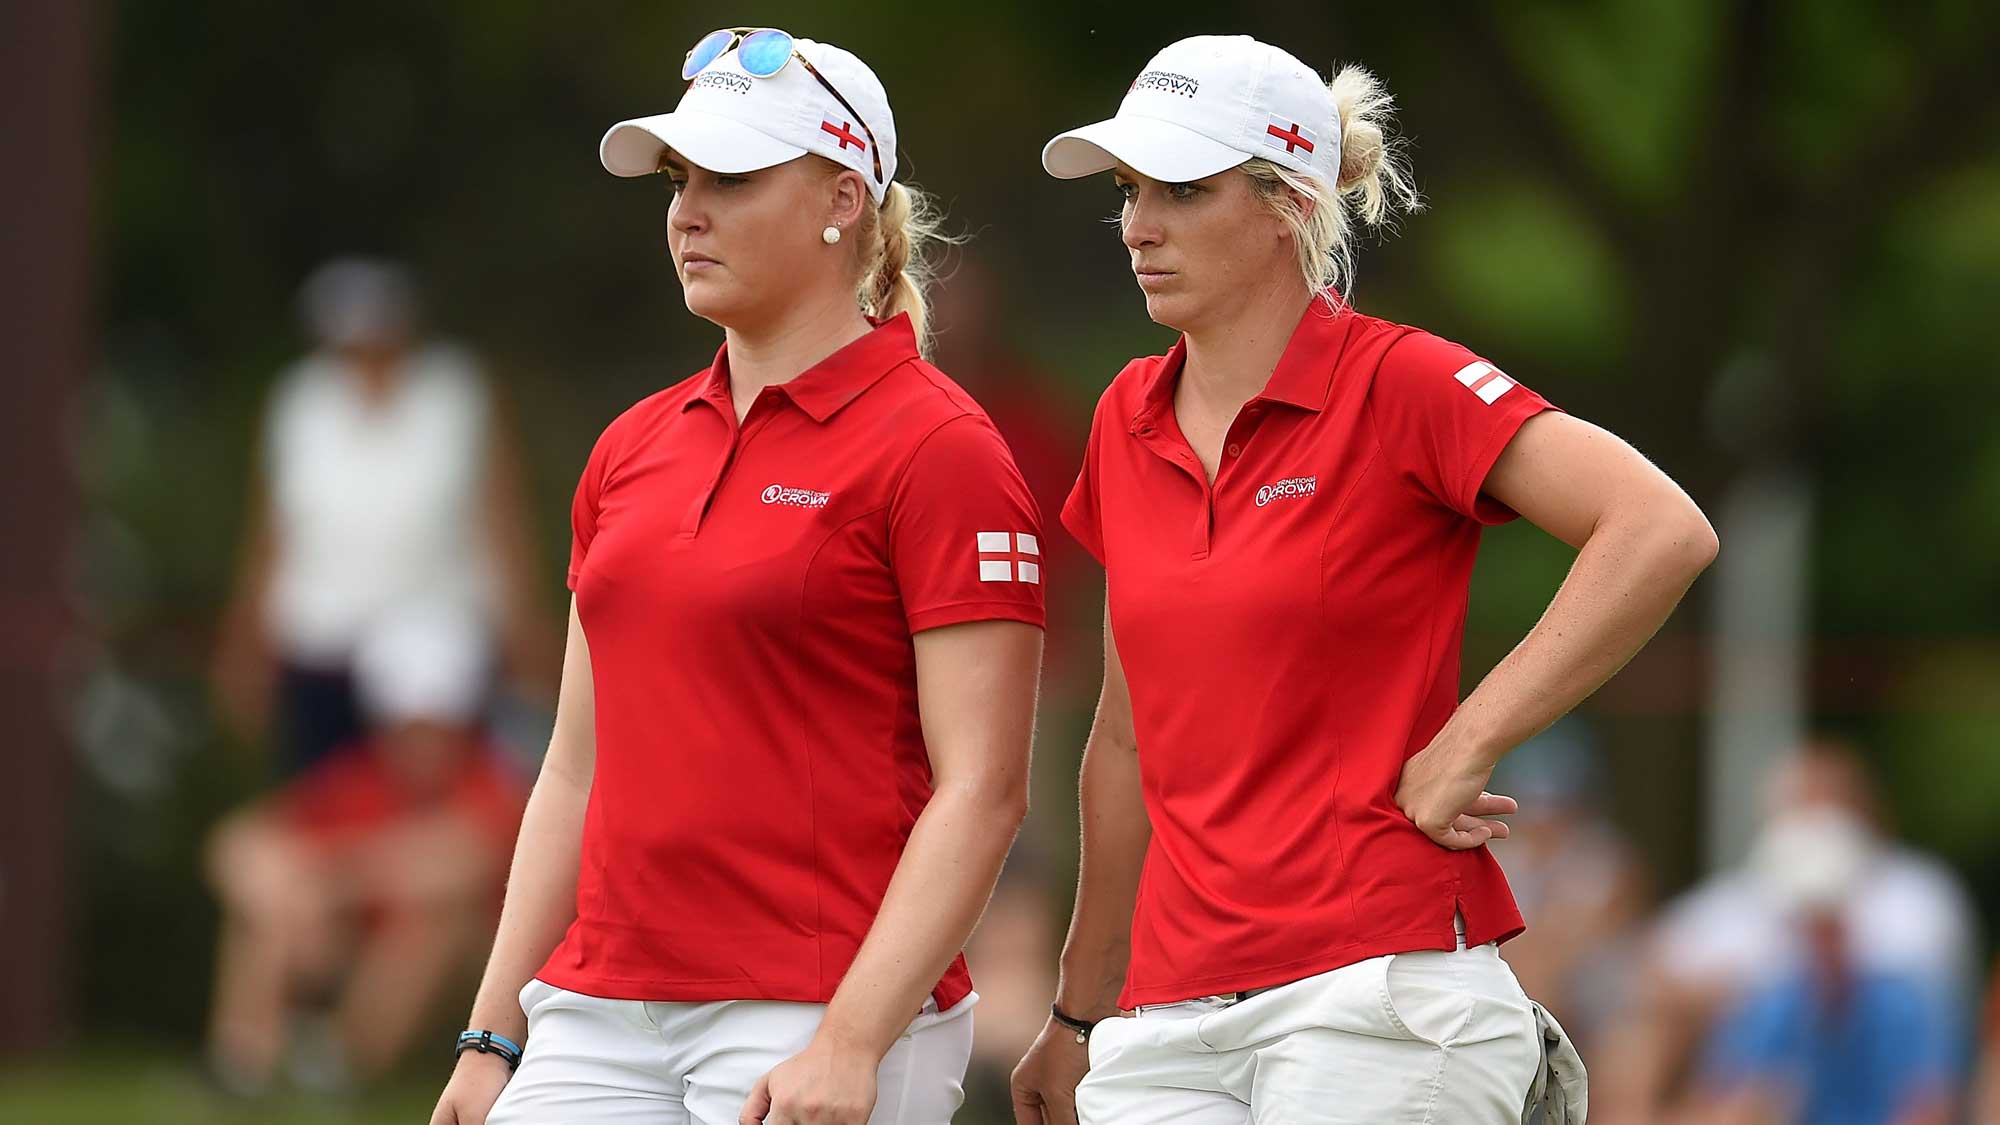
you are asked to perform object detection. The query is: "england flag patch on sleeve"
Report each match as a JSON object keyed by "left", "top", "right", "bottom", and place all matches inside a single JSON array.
[
  {"left": 1451, "top": 361, "right": 1517, "bottom": 405},
  {"left": 977, "top": 531, "right": 1040, "bottom": 583}
]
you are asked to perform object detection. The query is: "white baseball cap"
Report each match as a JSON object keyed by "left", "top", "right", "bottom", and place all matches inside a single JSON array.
[
  {"left": 1750, "top": 807, "right": 1878, "bottom": 914},
  {"left": 355, "top": 604, "right": 491, "bottom": 726},
  {"left": 600, "top": 35, "right": 898, "bottom": 203},
  {"left": 1043, "top": 35, "right": 1340, "bottom": 189}
]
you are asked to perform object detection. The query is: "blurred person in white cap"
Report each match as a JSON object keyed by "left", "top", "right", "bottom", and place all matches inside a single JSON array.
[
  {"left": 211, "top": 257, "right": 560, "bottom": 777},
  {"left": 1676, "top": 805, "right": 1959, "bottom": 1125},
  {"left": 1015, "top": 34, "right": 1717, "bottom": 1124},
  {"left": 204, "top": 603, "right": 529, "bottom": 1096},
  {"left": 431, "top": 27, "right": 1045, "bottom": 1125},
  {"left": 1595, "top": 737, "right": 1978, "bottom": 1123}
]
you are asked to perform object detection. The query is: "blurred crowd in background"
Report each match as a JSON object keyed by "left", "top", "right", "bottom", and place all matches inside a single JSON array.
[{"left": 3, "top": 1, "right": 1998, "bottom": 1122}]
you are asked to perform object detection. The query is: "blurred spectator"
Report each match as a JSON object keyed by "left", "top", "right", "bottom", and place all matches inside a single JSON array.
[
  {"left": 202, "top": 605, "right": 528, "bottom": 1096},
  {"left": 1490, "top": 719, "right": 1649, "bottom": 1056},
  {"left": 1682, "top": 809, "right": 1956, "bottom": 1125},
  {"left": 1594, "top": 737, "right": 1978, "bottom": 1123},
  {"left": 210, "top": 258, "right": 558, "bottom": 776}
]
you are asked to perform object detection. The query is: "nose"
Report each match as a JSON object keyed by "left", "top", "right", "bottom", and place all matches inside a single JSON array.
[
  {"left": 668, "top": 184, "right": 706, "bottom": 237},
  {"left": 1121, "top": 193, "right": 1161, "bottom": 252}
]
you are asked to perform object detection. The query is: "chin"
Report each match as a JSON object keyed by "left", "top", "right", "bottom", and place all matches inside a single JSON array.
[
  {"left": 1140, "top": 289, "right": 1197, "bottom": 332},
  {"left": 681, "top": 279, "right": 747, "bottom": 326}
]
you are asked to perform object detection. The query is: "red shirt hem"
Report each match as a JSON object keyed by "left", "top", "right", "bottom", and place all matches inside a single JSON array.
[
  {"left": 906, "top": 600, "right": 1047, "bottom": 633},
  {"left": 532, "top": 964, "right": 973, "bottom": 1012},
  {"left": 1119, "top": 912, "right": 1526, "bottom": 1009}
]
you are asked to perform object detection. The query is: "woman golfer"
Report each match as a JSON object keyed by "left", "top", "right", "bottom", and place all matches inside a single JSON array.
[
  {"left": 1011, "top": 34, "right": 1713, "bottom": 1124},
  {"left": 430, "top": 29, "right": 1044, "bottom": 1125}
]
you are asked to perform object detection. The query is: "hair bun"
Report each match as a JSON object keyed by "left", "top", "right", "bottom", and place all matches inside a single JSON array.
[{"left": 1336, "top": 119, "right": 1384, "bottom": 193}]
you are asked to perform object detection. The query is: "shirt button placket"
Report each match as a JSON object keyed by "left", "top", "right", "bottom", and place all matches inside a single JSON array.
[
  {"left": 1187, "top": 453, "right": 1212, "bottom": 558},
  {"left": 682, "top": 458, "right": 728, "bottom": 537},
  {"left": 683, "top": 402, "right": 738, "bottom": 538}
]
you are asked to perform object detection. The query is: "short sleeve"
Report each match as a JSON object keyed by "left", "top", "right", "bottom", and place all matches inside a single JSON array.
[
  {"left": 1059, "top": 392, "right": 1111, "bottom": 566},
  {"left": 889, "top": 415, "right": 1047, "bottom": 634},
  {"left": 567, "top": 422, "right": 621, "bottom": 590},
  {"left": 1369, "top": 331, "right": 1559, "bottom": 524}
]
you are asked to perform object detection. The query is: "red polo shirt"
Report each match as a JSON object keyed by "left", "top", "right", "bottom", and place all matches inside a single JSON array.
[
  {"left": 1063, "top": 302, "right": 1555, "bottom": 1008},
  {"left": 540, "top": 315, "right": 1044, "bottom": 1008}
]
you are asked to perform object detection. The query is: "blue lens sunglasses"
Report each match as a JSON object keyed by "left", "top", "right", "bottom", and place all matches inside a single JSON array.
[{"left": 683, "top": 27, "right": 885, "bottom": 185}]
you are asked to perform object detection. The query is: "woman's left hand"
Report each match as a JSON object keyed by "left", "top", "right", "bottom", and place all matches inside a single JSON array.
[
  {"left": 1395, "top": 737, "right": 1518, "bottom": 850},
  {"left": 739, "top": 1040, "right": 880, "bottom": 1125}
]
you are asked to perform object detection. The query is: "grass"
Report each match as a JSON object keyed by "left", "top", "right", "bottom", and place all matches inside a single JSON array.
[{"left": 0, "top": 1049, "right": 439, "bottom": 1124}]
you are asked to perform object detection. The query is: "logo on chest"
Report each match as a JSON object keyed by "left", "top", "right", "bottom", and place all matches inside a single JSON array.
[
  {"left": 1254, "top": 475, "right": 1318, "bottom": 508},
  {"left": 761, "top": 483, "right": 832, "bottom": 509}
]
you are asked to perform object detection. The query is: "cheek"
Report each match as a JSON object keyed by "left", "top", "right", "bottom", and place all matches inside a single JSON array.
[
  {"left": 733, "top": 224, "right": 800, "bottom": 283},
  {"left": 740, "top": 190, "right": 814, "bottom": 249},
  {"left": 771, "top": 199, "right": 823, "bottom": 251},
  {"left": 1185, "top": 216, "right": 1247, "bottom": 281},
  {"left": 1199, "top": 211, "right": 1285, "bottom": 283}
]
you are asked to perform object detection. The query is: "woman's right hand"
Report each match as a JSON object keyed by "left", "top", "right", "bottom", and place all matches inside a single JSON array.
[
  {"left": 429, "top": 1051, "right": 514, "bottom": 1125},
  {"left": 1011, "top": 1018, "right": 1093, "bottom": 1125}
]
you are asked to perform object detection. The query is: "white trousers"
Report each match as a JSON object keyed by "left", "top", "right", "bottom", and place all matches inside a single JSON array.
[
  {"left": 1076, "top": 933, "right": 1540, "bottom": 1124},
  {"left": 487, "top": 980, "right": 976, "bottom": 1124}
]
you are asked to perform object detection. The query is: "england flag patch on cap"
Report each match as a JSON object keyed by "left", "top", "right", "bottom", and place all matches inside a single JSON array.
[{"left": 1264, "top": 117, "right": 1316, "bottom": 157}]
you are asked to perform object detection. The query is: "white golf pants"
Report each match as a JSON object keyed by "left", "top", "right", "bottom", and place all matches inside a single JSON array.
[
  {"left": 1076, "top": 927, "right": 1541, "bottom": 1124},
  {"left": 487, "top": 979, "right": 976, "bottom": 1124}
]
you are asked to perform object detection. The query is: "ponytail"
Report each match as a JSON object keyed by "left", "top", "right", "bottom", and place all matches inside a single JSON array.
[{"left": 859, "top": 181, "right": 954, "bottom": 354}]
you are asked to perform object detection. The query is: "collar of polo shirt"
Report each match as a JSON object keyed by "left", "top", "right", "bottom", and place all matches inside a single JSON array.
[
  {"left": 1129, "top": 304, "right": 1355, "bottom": 434},
  {"left": 682, "top": 314, "right": 921, "bottom": 424}
]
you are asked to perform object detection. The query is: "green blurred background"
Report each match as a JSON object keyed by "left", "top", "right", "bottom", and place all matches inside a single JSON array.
[{"left": 3, "top": 0, "right": 1997, "bottom": 1120}]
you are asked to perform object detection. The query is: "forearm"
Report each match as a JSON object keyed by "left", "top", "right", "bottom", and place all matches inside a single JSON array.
[
  {"left": 1450, "top": 513, "right": 1714, "bottom": 766},
  {"left": 462, "top": 766, "right": 590, "bottom": 1038},
  {"left": 1055, "top": 730, "right": 1150, "bottom": 1020},
  {"left": 815, "top": 784, "right": 1025, "bottom": 1057}
]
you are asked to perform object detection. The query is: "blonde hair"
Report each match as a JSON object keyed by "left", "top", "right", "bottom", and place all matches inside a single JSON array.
[
  {"left": 854, "top": 180, "right": 954, "bottom": 355},
  {"left": 1241, "top": 62, "right": 1422, "bottom": 303}
]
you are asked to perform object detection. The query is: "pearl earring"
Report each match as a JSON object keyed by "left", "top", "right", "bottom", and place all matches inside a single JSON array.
[{"left": 821, "top": 225, "right": 842, "bottom": 245}]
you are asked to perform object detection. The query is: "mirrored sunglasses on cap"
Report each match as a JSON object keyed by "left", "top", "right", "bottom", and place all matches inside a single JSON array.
[{"left": 682, "top": 26, "right": 885, "bottom": 185}]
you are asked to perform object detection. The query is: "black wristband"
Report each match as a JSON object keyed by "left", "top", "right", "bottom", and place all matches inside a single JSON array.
[{"left": 1050, "top": 1004, "right": 1099, "bottom": 1044}]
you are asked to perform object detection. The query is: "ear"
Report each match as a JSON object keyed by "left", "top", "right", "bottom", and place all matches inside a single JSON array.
[
  {"left": 1286, "top": 184, "right": 1316, "bottom": 227},
  {"left": 826, "top": 169, "right": 870, "bottom": 232}
]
